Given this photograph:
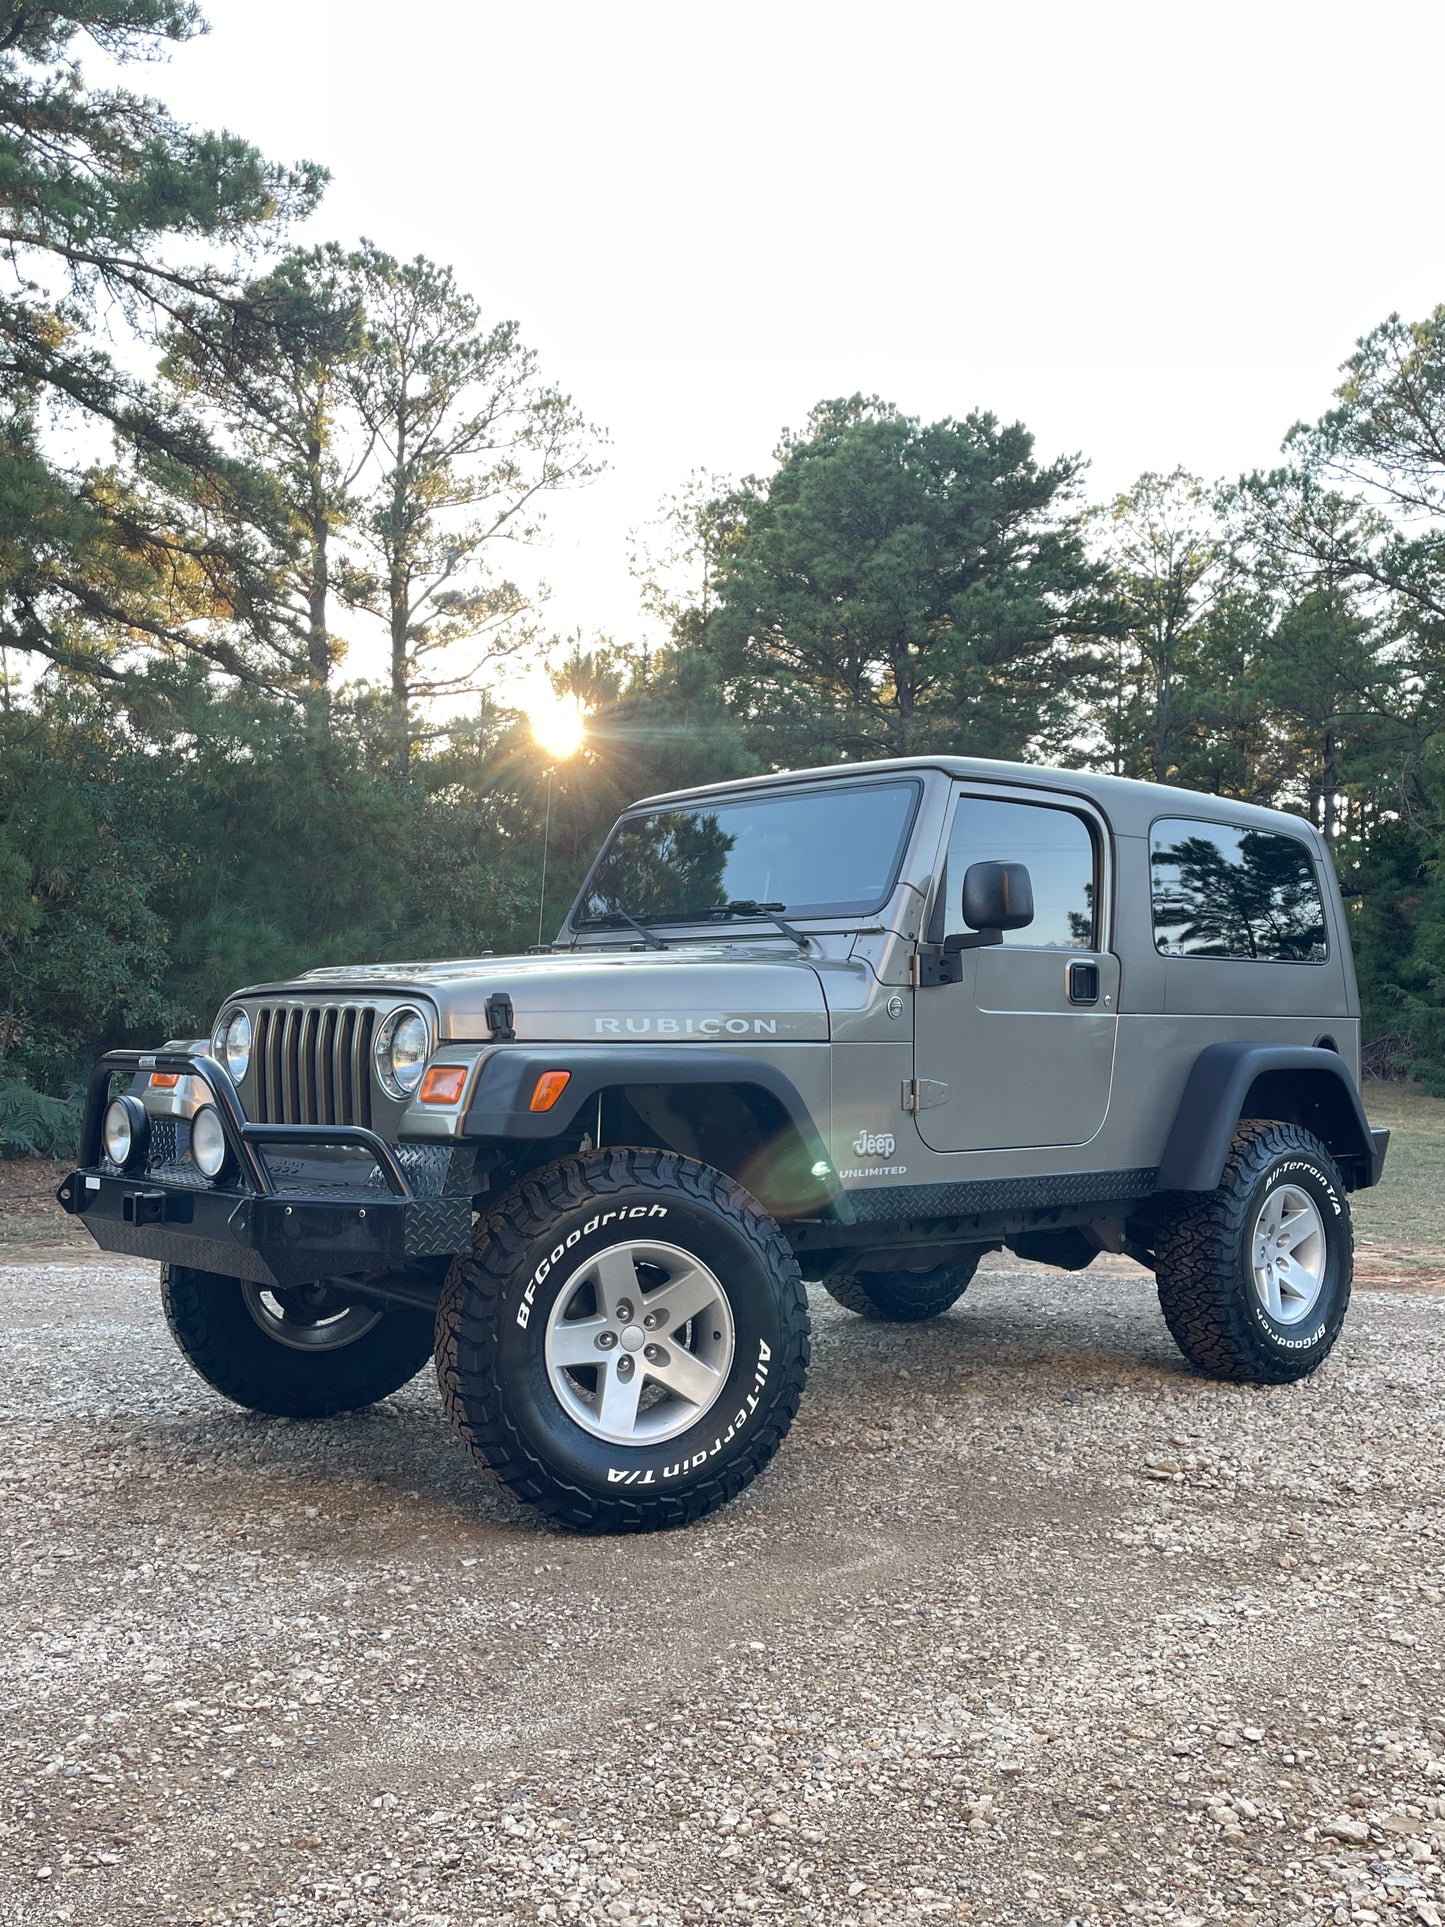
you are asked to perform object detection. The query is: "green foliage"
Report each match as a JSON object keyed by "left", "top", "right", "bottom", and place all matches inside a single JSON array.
[
  {"left": 337, "top": 243, "right": 602, "bottom": 773},
  {"left": 5, "top": 8, "right": 1445, "bottom": 1106},
  {"left": 0, "top": 1077, "right": 81, "bottom": 1157},
  {"left": 704, "top": 396, "right": 1101, "bottom": 763},
  {"left": 159, "top": 244, "right": 369, "bottom": 703},
  {"left": 0, "top": 639, "right": 755, "bottom": 1107},
  {"left": 0, "top": 0, "right": 325, "bottom": 688},
  {"left": 1081, "top": 471, "right": 1236, "bottom": 783}
]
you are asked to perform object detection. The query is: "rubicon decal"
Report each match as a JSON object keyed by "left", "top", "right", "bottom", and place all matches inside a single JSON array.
[{"left": 594, "top": 1015, "right": 779, "bottom": 1036}]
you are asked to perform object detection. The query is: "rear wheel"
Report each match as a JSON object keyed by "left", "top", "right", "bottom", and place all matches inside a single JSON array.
[
  {"left": 435, "top": 1149, "right": 810, "bottom": 1532},
  {"left": 1154, "top": 1122, "right": 1353, "bottom": 1384},
  {"left": 823, "top": 1253, "right": 982, "bottom": 1322},
  {"left": 161, "top": 1267, "right": 435, "bottom": 1417}
]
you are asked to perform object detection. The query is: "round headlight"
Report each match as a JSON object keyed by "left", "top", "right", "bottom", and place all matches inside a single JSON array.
[
  {"left": 103, "top": 1095, "right": 149, "bottom": 1171},
  {"left": 375, "top": 1007, "right": 429, "bottom": 1098},
  {"left": 190, "top": 1104, "right": 229, "bottom": 1180},
  {"left": 212, "top": 1007, "right": 251, "bottom": 1084}
]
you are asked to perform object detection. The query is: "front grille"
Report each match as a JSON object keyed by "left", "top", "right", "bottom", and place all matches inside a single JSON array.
[{"left": 249, "top": 1004, "right": 376, "bottom": 1127}]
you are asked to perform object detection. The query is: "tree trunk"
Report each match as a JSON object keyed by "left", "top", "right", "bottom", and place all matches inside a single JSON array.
[
  {"left": 305, "top": 448, "right": 331, "bottom": 740},
  {"left": 1152, "top": 629, "right": 1174, "bottom": 784},
  {"left": 388, "top": 398, "right": 411, "bottom": 781},
  {"left": 892, "top": 644, "right": 915, "bottom": 756},
  {"left": 390, "top": 558, "right": 409, "bottom": 781},
  {"left": 1321, "top": 727, "right": 1337, "bottom": 846}
]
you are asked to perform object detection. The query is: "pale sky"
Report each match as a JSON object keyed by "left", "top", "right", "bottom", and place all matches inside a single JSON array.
[{"left": 150, "top": 0, "right": 1445, "bottom": 685}]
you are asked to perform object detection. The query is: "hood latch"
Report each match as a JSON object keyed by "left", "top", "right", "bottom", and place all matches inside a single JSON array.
[{"left": 484, "top": 991, "right": 516, "bottom": 1041}]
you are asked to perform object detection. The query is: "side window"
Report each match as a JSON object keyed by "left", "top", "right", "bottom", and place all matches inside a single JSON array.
[
  {"left": 942, "top": 796, "right": 1097, "bottom": 948},
  {"left": 1150, "top": 819, "right": 1327, "bottom": 961}
]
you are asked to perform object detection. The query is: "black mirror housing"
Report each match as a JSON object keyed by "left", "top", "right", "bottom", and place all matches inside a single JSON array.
[{"left": 961, "top": 860, "right": 1034, "bottom": 933}]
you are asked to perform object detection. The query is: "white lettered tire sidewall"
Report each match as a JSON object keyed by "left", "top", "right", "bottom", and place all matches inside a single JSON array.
[
  {"left": 435, "top": 1149, "right": 811, "bottom": 1529},
  {"left": 1236, "top": 1152, "right": 1348, "bottom": 1360},
  {"left": 499, "top": 1188, "right": 786, "bottom": 1494},
  {"left": 1154, "top": 1120, "right": 1355, "bottom": 1386}
]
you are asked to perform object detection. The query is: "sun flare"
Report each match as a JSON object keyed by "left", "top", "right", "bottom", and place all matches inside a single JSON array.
[{"left": 529, "top": 691, "right": 585, "bottom": 762}]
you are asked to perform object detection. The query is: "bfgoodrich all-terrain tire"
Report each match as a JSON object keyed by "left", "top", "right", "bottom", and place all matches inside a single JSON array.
[
  {"left": 434, "top": 1148, "right": 810, "bottom": 1532},
  {"left": 1154, "top": 1121, "right": 1353, "bottom": 1385},
  {"left": 823, "top": 1253, "right": 982, "bottom": 1322},
  {"left": 161, "top": 1267, "right": 436, "bottom": 1417}
]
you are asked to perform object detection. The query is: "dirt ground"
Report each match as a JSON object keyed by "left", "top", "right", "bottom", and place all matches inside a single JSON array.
[
  {"left": 0, "top": 1241, "right": 1442, "bottom": 1927},
  {"left": 1, "top": 1087, "right": 1443, "bottom": 1927}
]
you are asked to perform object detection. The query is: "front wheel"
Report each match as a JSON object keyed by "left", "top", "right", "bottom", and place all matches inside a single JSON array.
[
  {"left": 435, "top": 1149, "right": 810, "bottom": 1531},
  {"left": 1154, "top": 1121, "right": 1353, "bottom": 1384},
  {"left": 162, "top": 1267, "right": 437, "bottom": 1416}
]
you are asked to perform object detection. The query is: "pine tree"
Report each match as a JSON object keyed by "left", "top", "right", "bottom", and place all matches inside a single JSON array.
[
  {"left": 0, "top": 2, "right": 324, "bottom": 688},
  {"left": 705, "top": 397, "right": 1099, "bottom": 764},
  {"left": 160, "top": 246, "right": 368, "bottom": 724},
  {"left": 336, "top": 244, "right": 601, "bottom": 777}
]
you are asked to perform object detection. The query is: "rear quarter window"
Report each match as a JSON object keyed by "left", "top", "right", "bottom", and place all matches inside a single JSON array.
[{"left": 1150, "top": 819, "right": 1327, "bottom": 962}]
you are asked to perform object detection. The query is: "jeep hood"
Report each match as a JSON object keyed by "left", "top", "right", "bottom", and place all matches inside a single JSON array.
[{"left": 238, "top": 945, "right": 831, "bottom": 1045}]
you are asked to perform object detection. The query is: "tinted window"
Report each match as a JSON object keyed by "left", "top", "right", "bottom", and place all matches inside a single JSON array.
[
  {"left": 942, "top": 796, "right": 1097, "bottom": 948},
  {"left": 1150, "top": 820, "right": 1327, "bottom": 961},
  {"left": 576, "top": 781, "right": 919, "bottom": 925}
]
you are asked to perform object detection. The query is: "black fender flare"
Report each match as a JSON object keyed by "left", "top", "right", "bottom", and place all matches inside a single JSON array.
[
  {"left": 1156, "top": 1042, "right": 1387, "bottom": 1193},
  {"left": 462, "top": 1046, "right": 852, "bottom": 1222}
]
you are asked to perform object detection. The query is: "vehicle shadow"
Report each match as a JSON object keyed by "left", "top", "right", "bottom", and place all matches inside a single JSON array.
[
  {"left": 114, "top": 1272, "right": 1198, "bottom": 1539},
  {"left": 806, "top": 1269, "right": 1191, "bottom": 1383}
]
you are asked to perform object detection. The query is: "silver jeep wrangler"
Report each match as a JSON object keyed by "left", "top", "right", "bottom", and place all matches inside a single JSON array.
[{"left": 61, "top": 757, "right": 1389, "bottom": 1531}]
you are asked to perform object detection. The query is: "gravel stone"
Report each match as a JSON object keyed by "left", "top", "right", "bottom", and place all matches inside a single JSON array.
[{"left": 0, "top": 1251, "right": 1442, "bottom": 1927}]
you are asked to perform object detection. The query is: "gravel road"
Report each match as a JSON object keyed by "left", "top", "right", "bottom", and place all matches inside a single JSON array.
[{"left": 1, "top": 1251, "right": 1442, "bottom": 1927}]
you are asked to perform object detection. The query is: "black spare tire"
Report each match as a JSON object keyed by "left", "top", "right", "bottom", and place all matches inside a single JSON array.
[
  {"left": 823, "top": 1253, "right": 982, "bottom": 1321},
  {"left": 162, "top": 1266, "right": 435, "bottom": 1417}
]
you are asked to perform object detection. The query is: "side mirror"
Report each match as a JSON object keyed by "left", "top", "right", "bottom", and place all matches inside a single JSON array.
[
  {"left": 951, "top": 860, "right": 1034, "bottom": 948},
  {"left": 919, "top": 859, "right": 1037, "bottom": 983},
  {"left": 962, "top": 860, "right": 1034, "bottom": 932}
]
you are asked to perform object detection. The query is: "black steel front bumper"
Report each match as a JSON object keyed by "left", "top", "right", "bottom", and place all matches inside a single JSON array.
[{"left": 58, "top": 1049, "right": 469, "bottom": 1288}]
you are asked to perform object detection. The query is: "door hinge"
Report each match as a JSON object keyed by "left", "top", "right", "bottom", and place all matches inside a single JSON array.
[
  {"left": 911, "top": 945, "right": 965, "bottom": 988},
  {"left": 902, "top": 1078, "right": 950, "bottom": 1113}
]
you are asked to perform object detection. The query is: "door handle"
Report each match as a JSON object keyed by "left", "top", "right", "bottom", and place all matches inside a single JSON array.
[{"left": 1067, "top": 960, "right": 1100, "bottom": 1004}]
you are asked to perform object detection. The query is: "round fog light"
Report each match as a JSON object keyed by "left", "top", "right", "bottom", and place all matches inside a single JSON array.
[
  {"left": 190, "top": 1104, "right": 230, "bottom": 1180},
  {"left": 103, "top": 1095, "right": 149, "bottom": 1171}
]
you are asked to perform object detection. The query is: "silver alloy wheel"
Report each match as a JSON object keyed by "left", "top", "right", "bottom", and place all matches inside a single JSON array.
[
  {"left": 543, "top": 1239, "right": 737, "bottom": 1446},
  {"left": 1248, "top": 1182, "right": 1327, "bottom": 1325},
  {"left": 240, "top": 1280, "right": 383, "bottom": 1352}
]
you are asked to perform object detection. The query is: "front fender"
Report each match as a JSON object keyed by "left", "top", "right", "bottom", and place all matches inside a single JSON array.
[{"left": 462, "top": 1045, "right": 851, "bottom": 1222}]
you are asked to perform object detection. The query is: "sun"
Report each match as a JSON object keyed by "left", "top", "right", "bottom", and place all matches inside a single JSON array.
[{"left": 529, "top": 692, "right": 585, "bottom": 762}]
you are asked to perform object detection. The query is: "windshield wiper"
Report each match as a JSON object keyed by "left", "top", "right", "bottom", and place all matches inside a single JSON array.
[
  {"left": 592, "top": 905, "right": 668, "bottom": 950},
  {"left": 706, "top": 900, "right": 811, "bottom": 952}
]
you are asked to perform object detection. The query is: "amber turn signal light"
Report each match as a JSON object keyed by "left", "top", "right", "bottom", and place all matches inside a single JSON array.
[
  {"left": 529, "top": 1070, "right": 571, "bottom": 1113},
  {"left": 149, "top": 1072, "right": 180, "bottom": 1089},
  {"left": 419, "top": 1065, "right": 469, "bottom": 1105}
]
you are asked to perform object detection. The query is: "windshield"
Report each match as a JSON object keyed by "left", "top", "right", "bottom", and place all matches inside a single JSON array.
[{"left": 574, "top": 780, "right": 921, "bottom": 927}]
